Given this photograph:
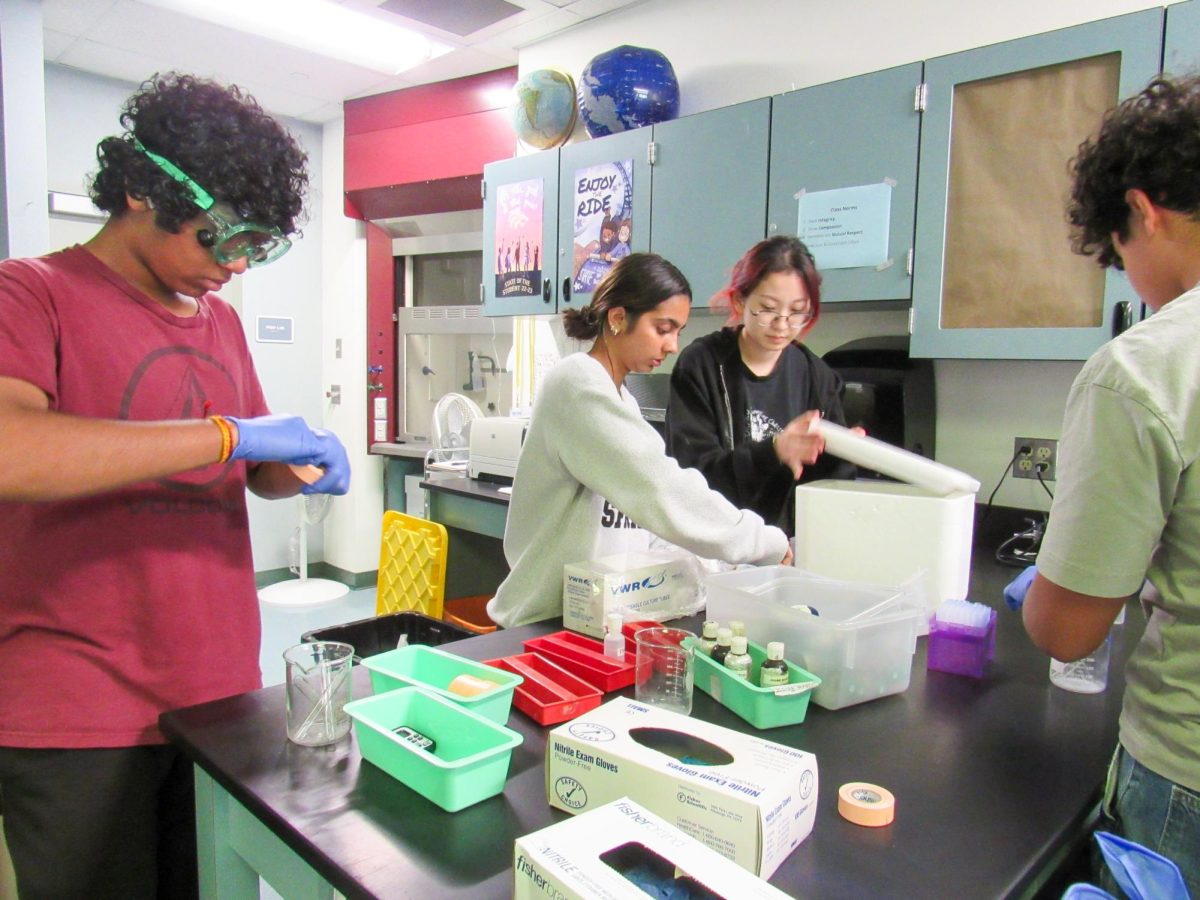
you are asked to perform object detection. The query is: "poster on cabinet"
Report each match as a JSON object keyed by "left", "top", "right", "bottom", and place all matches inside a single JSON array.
[
  {"left": 494, "top": 178, "right": 544, "bottom": 298},
  {"left": 571, "top": 159, "right": 634, "bottom": 295}
]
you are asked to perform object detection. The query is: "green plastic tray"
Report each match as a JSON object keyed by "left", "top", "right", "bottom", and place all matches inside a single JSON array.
[
  {"left": 345, "top": 686, "right": 522, "bottom": 812},
  {"left": 362, "top": 644, "right": 523, "bottom": 724},
  {"left": 688, "top": 637, "right": 821, "bottom": 729}
]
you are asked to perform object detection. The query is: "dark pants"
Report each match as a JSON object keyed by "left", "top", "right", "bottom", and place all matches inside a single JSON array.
[{"left": 0, "top": 745, "right": 198, "bottom": 900}]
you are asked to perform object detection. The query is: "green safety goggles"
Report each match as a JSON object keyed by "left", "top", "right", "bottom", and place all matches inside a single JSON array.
[{"left": 132, "top": 137, "right": 291, "bottom": 267}]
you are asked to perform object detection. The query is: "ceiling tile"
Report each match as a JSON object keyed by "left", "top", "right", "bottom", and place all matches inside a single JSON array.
[
  {"left": 41, "top": 0, "right": 120, "bottom": 37},
  {"left": 42, "top": 28, "right": 80, "bottom": 61},
  {"left": 476, "top": 6, "right": 581, "bottom": 49},
  {"left": 379, "top": 0, "right": 525, "bottom": 37},
  {"left": 39, "top": 0, "right": 646, "bottom": 123}
]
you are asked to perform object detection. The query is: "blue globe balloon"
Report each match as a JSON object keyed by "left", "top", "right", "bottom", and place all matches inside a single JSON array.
[{"left": 577, "top": 45, "right": 680, "bottom": 138}]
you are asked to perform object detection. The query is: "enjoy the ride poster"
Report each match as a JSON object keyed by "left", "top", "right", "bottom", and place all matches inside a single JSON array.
[{"left": 571, "top": 159, "right": 634, "bottom": 295}]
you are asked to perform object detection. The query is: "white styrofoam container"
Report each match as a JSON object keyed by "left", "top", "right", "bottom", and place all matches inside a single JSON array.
[
  {"left": 705, "top": 566, "right": 924, "bottom": 710},
  {"left": 794, "top": 479, "right": 975, "bottom": 619}
]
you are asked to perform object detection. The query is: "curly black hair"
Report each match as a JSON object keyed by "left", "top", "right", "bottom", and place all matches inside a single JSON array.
[
  {"left": 1068, "top": 73, "right": 1200, "bottom": 268},
  {"left": 88, "top": 72, "right": 308, "bottom": 236}
]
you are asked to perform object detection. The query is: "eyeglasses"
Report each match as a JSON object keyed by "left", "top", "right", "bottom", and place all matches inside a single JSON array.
[
  {"left": 132, "top": 137, "right": 291, "bottom": 267},
  {"left": 747, "top": 303, "right": 814, "bottom": 329}
]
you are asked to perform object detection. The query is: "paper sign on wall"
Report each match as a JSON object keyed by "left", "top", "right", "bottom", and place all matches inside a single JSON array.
[
  {"left": 798, "top": 183, "right": 891, "bottom": 270},
  {"left": 255, "top": 316, "right": 293, "bottom": 343}
]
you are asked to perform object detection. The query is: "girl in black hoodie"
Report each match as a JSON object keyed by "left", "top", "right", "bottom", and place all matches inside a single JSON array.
[{"left": 665, "top": 236, "right": 855, "bottom": 536}]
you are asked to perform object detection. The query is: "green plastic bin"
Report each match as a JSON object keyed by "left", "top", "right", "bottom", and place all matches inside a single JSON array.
[
  {"left": 345, "top": 687, "right": 522, "bottom": 812},
  {"left": 688, "top": 637, "right": 821, "bottom": 729},
  {"left": 361, "top": 644, "right": 523, "bottom": 724}
]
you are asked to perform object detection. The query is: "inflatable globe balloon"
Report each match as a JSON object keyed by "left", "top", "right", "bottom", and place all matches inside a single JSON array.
[
  {"left": 577, "top": 45, "right": 680, "bottom": 138},
  {"left": 512, "top": 68, "right": 579, "bottom": 149}
]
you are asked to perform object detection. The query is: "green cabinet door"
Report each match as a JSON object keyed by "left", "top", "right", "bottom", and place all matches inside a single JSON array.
[
  {"left": 558, "top": 128, "right": 653, "bottom": 311},
  {"left": 483, "top": 149, "right": 560, "bottom": 317},
  {"left": 768, "top": 63, "right": 923, "bottom": 305},
  {"left": 649, "top": 98, "right": 770, "bottom": 308},
  {"left": 911, "top": 9, "right": 1162, "bottom": 359},
  {"left": 1165, "top": 0, "right": 1200, "bottom": 71}
]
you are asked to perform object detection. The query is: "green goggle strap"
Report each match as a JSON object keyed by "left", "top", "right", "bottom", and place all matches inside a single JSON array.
[{"left": 131, "top": 137, "right": 215, "bottom": 211}]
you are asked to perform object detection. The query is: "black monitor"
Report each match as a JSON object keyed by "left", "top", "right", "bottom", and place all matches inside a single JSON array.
[{"left": 822, "top": 335, "right": 936, "bottom": 476}]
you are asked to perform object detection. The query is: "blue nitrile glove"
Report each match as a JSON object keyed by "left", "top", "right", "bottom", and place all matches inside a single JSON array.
[
  {"left": 1095, "top": 831, "right": 1191, "bottom": 900},
  {"left": 227, "top": 415, "right": 351, "bottom": 495},
  {"left": 300, "top": 429, "right": 351, "bottom": 496},
  {"left": 1003, "top": 564, "right": 1037, "bottom": 611}
]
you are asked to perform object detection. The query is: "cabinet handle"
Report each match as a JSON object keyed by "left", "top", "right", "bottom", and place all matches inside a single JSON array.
[
  {"left": 1111, "top": 300, "right": 1132, "bottom": 338},
  {"left": 543, "top": 278, "right": 552, "bottom": 304},
  {"left": 562, "top": 277, "right": 571, "bottom": 306}
]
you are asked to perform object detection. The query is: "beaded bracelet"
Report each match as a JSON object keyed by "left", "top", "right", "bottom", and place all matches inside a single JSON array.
[{"left": 209, "top": 415, "right": 233, "bottom": 463}]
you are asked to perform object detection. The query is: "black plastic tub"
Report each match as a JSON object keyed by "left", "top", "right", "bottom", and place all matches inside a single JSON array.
[{"left": 302, "top": 611, "right": 472, "bottom": 664}]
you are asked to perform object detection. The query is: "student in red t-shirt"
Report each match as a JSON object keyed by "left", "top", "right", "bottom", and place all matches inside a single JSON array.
[{"left": 0, "top": 72, "right": 350, "bottom": 898}]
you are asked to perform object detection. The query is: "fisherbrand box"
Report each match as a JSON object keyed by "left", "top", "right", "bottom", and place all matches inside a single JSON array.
[
  {"left": 562, "top": 550, "right": 697, "bottom": 638},
  {"left": 544, "top": 697, "right": 818, "bottom": 878},
  {"left": 513, "top": 798, "right": 793, "bottom": 899}
]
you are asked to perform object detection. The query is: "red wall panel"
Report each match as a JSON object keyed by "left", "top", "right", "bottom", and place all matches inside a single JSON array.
[
  {"left": 345, "top": 67, "right": 518, "bottom": 135},
  {"left": 344, "top": 107, "right": 514, "bottom": 191}
]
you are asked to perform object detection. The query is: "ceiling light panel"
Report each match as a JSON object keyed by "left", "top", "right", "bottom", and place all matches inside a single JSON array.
[{"left": 137, "top": 0, "right": 453, "bottom": 74}]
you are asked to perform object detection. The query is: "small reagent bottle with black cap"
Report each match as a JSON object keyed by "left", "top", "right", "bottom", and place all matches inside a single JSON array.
[{"left": 711, "top": 627, "right": 733, "bottom": 665}]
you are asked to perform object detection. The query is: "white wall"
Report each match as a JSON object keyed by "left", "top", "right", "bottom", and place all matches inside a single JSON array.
[
  {"left": 318, "top": 118, "right": 384, "bottom": 579},
  {"left": 520, "top": 0, "right": 1183, "bottom": 511}
]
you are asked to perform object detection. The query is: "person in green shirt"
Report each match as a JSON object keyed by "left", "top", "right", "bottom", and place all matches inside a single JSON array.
[{"left": 1019, "top": 74, "right": 1200, "bottom": 895}]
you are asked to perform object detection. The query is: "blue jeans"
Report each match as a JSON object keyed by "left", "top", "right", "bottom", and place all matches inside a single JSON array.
[{"left": 1097, "top": 744, "right": 1200, "bottom": 898}]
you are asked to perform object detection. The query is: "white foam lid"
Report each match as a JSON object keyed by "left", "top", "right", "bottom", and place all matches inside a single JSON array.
[{"left": 815, "top": 420, "right": 981, "bottom": 496}]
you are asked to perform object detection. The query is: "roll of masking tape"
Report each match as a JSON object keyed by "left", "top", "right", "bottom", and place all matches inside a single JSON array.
[
  {"left": 838, "top": 782, "right": 896, "bottom": 827},
  {"left": 448, "top": 673, "right": 499, "bottom": 697}
]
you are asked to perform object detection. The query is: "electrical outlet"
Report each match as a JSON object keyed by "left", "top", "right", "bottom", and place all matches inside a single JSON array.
[{"left": 1013, "top": 437, "right": 1057, "bottom": 481}]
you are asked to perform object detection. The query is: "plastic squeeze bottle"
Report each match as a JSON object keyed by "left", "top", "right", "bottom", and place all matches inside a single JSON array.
[
  {"left": 724, "top": 635, "right": 752, "bottom": 680},
  {"left": 603, "top": 612, "right": 625, "bottom": 661},
  {"left": 759, "top": 642, "right": 790, "bottom": 688},
  {"left": 711, "top": 627, "right": 734, "bottom": 665},
  {"left": 696, "top": 620, "right": 720, "bottom": 655}
]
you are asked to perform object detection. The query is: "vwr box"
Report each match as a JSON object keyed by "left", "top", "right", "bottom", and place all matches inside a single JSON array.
[
  {"left": 563, "top": 550, "right": 696, "bottom": 638},
  {"left": 545, "top": 697, "right": 818, "bottom": 878},
  {"left": 514, "top": 797, "right": 793, "bottom": 900}
]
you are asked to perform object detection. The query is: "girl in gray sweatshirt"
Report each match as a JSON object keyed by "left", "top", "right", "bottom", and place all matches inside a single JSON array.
[{"left": 488, "top": 254, "right": 790, "bottom": 628}]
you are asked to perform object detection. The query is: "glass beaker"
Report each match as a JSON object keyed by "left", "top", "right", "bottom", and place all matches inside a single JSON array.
[
  {"left": 1049, "top": 631, "right": 1111, "bottom": 694},
  {"left": 284, "top": 641, "right": 354, "bottom": 745},
  {"left": 634, "top": 627, "right": 696, "bottom": 716}
]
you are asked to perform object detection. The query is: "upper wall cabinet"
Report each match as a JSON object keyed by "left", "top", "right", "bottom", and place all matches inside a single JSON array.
[
  {"left": 910, "top": 10, "right": 1163, "bottom": 360},
  {"left": 482, "top": 150, "right": 561, "bottom": 317},
  {"left": 768, "top": 63, "right": 923, "bottom": 305},
  {"left": 484, "top": 102, "right": 770, "bottom": 316},
  {"left": 650, "top": 99, "right": 770, "bottom": 307},
  {"left": 1165, "top": 0, "right": 1200, "bottom": 71}
]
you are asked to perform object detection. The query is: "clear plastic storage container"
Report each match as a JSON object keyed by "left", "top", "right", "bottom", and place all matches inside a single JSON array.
[{"left": 704, "top": 566, "right": 924, "bottom": 710}]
